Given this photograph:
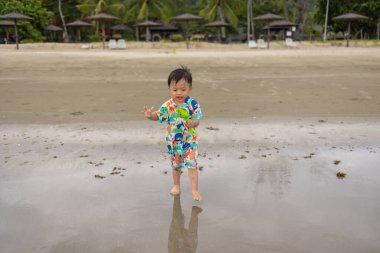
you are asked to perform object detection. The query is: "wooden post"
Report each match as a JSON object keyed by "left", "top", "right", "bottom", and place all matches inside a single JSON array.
[
  {"left": 102, "top": 22, "right": 105, "bottom": 49},
  {"left": 14, "top": 20, "right": 19, "bottom": 50},
  {"left": 346, "top": 22, "right": 351, "bottom": 47}
]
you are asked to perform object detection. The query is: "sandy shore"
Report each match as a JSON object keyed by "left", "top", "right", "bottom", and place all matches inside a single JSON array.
[
  {"left": 1, "top": 45, "right": 380, "bottom": 252},
  {"left": 1, "top": 47, "right": 380, "bottom": 124}
]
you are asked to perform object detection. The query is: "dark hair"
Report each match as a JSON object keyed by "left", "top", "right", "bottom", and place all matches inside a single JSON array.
[{"left": 167, "top": 65, "right": 192, "bottom": 87}]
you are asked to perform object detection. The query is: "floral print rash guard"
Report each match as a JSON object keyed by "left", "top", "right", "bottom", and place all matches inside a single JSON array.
[{"left": 157, "top": 96, "right": 202, "bottom": 170}]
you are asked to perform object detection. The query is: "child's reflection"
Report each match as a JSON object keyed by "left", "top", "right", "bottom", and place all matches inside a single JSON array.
[{"left": 168, "top": 196, "right": 202, "bottom": 253}]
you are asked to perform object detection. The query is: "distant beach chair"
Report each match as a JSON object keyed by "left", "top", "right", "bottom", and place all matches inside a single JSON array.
[
  {"left": 257, "top": 39, "right": 267, "bottom": 49},
  {"left": 285, "top": 38, "right": 296, "bottom": 48},
  {"left": 117, "top": 39, "right": 126, "bottom": 49},
  {"left": 81, "top": 44, "right": 93, "bottom": 49},
  {"left": 248, "top": 40, "right": 257, "bottom": 49},
  {"left": 108, "top": 39, "right": 117, "bottom": 49}
]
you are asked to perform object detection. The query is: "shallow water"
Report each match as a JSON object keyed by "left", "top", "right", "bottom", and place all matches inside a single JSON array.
[{"left": 1, "top": 118, "right": 379, "bottom": 253}]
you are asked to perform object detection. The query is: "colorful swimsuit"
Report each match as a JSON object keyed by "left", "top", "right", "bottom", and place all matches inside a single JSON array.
[{"left": 157, "top": 96, "right": 203, "bottom": 171}]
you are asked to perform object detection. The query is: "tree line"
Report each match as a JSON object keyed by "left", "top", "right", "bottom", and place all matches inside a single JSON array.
[{"left": 0, "top": 0, "right": 379, "bottom": 42}]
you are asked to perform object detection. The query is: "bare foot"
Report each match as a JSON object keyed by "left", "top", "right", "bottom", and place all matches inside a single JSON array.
[
  {"left": 170, "top": 185, "right": 180, "bottom": 195},
  {"left": 192, "top": 191, "right": 202, "bottom": 201}
]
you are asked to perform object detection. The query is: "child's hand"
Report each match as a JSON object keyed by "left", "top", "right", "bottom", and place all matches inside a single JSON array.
[
  {"left": 186, "top": 119, "right": 199, "bottom": 129},
  {"left": 143, "top": 106, "right": 157, "bottom": 120}
]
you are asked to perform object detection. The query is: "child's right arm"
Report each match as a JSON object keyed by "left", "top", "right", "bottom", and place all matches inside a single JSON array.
[{"left": 143, "top": 106, "right": 158, "bottom": 121}]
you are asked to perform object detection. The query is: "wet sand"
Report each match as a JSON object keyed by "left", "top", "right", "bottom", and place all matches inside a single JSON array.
[
  {"left": 1, "top": 46, "right": 380, "bottom": 253},
  {"left": 1, "top": 119, "right": 380, "bottom": 253}
]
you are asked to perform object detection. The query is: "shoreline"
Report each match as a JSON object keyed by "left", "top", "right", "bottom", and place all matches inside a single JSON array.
[{"left": 0, "top": 40, "right": 379, "bottom": 51}]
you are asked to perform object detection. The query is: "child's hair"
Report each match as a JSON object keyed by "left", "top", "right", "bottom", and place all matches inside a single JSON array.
[{"left": 168, "top": 65, "right": 192, "bottom": 87}]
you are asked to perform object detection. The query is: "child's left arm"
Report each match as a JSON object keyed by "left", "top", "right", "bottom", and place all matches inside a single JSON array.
[{"left": 187, "top": 100, "right": 202, "bottom": 129}]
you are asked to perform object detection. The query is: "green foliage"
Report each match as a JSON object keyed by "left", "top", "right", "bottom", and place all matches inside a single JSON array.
[
  {"left": 170, "top": 34, "right": 185, "bottom": 42},
  {"left": 42, "top": 0, "right": 82, "bottom": 24},
  {"left": 2, "top": 0, "right": 379, "bottom": 41},
  {"left": 122, "top": 0, "right": 174, "bottom": 23},
  {"left": 315, "top": 0, "right": 380, "bottom": 38},
  {"left": 0, "top": 0, "right": 53, "bottom": 41},
  {"left": 199, "top": 0, "right": 243, "bottom": 28},
  {"left": 88, "top": 34, "right": 101, "bottom": 41},
  {"left": 76, "top": 0, "right": 124, "bottom": 17}
]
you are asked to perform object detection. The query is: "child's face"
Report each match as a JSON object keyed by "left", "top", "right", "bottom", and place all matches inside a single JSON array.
[{"left": 168, "top": 79, "right": 192, "bottom": 104}]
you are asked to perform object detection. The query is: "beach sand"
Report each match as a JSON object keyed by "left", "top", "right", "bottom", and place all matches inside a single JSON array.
[{"left": 1, "top": 45, "right": 380, "bottom": 253}]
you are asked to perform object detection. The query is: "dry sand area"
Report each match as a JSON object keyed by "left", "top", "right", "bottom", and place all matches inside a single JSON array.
[
  {"left": 1, "top": 45, "right": 380, "bottom": 253},
  {"left": 0, "top": 46, "right": 380, "bottom": 123}
]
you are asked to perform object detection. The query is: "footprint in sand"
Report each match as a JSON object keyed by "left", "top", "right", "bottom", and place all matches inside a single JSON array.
[{"left": 70, "top": 111, "right": 85, "bottom": 116}]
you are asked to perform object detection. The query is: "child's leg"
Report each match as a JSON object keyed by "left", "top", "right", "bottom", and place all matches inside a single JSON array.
[
  {"left": 188, "top": 168, "right": 202, "bottom": 201},
  {"left": 170, "top": 168, "right": 181, "bottom": 195},
  {"left": 184, "top": 144, "right": 202, "bottom": 201}
]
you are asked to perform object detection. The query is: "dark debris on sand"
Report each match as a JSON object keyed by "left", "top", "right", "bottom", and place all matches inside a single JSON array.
[
  {"left": 70, "top": 111, "right": 84, "bottom": 116},
  {"left": 304, "top": 153, "right": 316, "bottom": 159},
  {"left": 336, "top": 172, "right": 347, "bottom": 179},
  {"left": 205, "top": 126, "right": 219, "bottom": 131}
]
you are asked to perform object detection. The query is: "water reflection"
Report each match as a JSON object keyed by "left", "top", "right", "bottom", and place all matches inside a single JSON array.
[{"left": 168, "top": 196, "right": 202, "bottom": 253}]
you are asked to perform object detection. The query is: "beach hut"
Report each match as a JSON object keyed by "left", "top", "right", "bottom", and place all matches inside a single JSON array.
[
  {"left": 150, "top": 23, "right": 178, "bottom": 41},
  {"left": 262, "top": 20, "right": 297, "bottom": 40},
  {"left": 204, "top": 21, "right": 230, "bottom": 43},
  {"left": 135, "top": 21, "right": 162, "bottom": 42},
  {"left": 0, "top": 12, "right": 33, "bottom": 50},
  {"left": 66, "top": 20, "right": 92, "bottom": 42},
  {"left": 111, "top": 24, "right": 132, "bottom": 40}
]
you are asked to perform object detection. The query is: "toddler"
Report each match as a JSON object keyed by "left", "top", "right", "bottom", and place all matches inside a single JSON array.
[{"left": 143, "top": 66, "right": 203, "bottom": 201}]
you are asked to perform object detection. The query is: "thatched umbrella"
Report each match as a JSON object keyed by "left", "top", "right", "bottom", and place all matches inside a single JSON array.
[
  {"left": 111, "top": 24, "right": 132, "bottom": 31},
  {"left": 332, "top": 13, "right": 369, "bottom": 47},
  {"left": 135, "top": 20, "right": 162, "bottom": 42},
  {"left": 263, "top": 19, "right": 296, "bottom": 29},
  {"left": 150, "top": 23, "right": 178, "bottom": 41},
  {"left": 66, "top": 20, "right": 92, "bottom": 42},
  {"left": 205, "top": 21, "right": 230, "bottom": 43},
  {"left": 0, "top": 12, "right": 33, "bottom": 50},
  {"left": 45, "top": 24, "right": 63, "bottom": 42},
  {"left": 171, "top": 13, "right": 202, "bottom": 49},
  {"left": 45, "top": 24, "right": 62, "bottom": 31},
  {"left": 85, "top": 13, "right": 120, "bottom": 49},
  {"left": 252, "top": 13, "right": 284, "bottom": 48}
]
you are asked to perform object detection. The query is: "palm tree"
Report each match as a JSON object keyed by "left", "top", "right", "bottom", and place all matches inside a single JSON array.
[
  {"left": 58, "top": 0, "right": 69, "bottom": 42},
  {"left": 199, "top": 0, "right": 242, "bottom": 39},
  {"left": 247, "top": 0, "right": 255, "bottom": 40},
  {"left": 281, "top": 0, "right": 289, "bottom": 20},
  {"left": 76, "top": 0, "right": 124, "bottom": 16},
  {"left": 122, "top": 0, "right": 173, "bottom": 41},
  {"left": 76, "top": 0, "right": 124, "bottom": 34}
]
